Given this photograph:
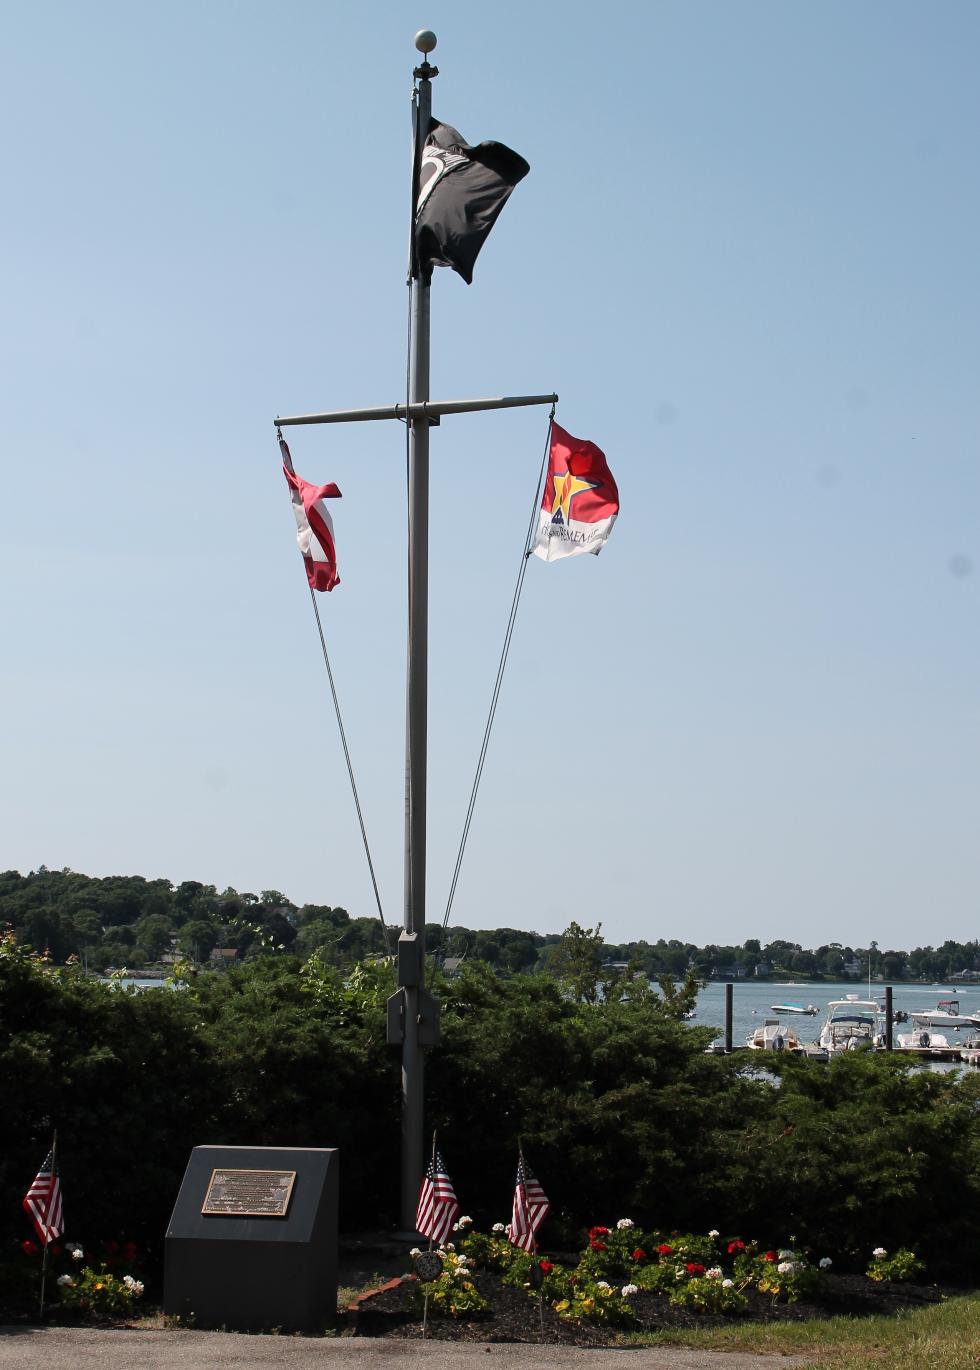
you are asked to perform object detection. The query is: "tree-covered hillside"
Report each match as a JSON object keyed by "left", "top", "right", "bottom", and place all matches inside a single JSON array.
[{"left": 1, "top": 867, "right": 978, "bottom": 982}]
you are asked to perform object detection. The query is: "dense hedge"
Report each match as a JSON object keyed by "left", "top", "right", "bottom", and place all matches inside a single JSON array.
[{"left": 3, "top": 936, "right": 979, "bottom": 1290}]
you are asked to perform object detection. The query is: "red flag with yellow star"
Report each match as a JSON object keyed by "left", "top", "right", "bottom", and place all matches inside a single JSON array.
[{"left": 530, "top": 422, "right": 619, "bottom": 562}]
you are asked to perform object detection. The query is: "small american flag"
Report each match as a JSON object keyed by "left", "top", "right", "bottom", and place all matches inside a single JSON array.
[
  {"left": 23, "top": 1146, "right": 63, "bottom": 1246},
  {"left": 510, "top": 1151, "right": 549, "bottom": 1252},
  {"left": 415, "top": 1149, "right": 459, "bottom": 1245}
]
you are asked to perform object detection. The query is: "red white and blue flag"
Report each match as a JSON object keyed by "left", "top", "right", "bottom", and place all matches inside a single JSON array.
[
  {"left": 531, "top": 422, "right": 618, "bottom": 562},
  {"left": 415, "top": 1149, "right": 460, "bottom": 1245},
  {"left": 509, "top": 1151, "right": 549, "bottom": 1251},
  {"left": 23, "top": 1146, "right": 63, "bottom": 1246},
  {"left": 281, "top": 437, "right": 342, "bottom": 592}
]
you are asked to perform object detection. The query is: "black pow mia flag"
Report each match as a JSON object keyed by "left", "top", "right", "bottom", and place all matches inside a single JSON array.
[{"left": 414, "top": 119, "right": 529, "bottom": 285}]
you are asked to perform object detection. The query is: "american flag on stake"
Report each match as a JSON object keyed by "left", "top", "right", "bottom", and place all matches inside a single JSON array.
[
  {"left": 23, "top": 1144, "right": 63, "bottom": 1246},
  {"left": 415, "top": 1148, "right": 459, "bottom": 1245},
  {"left": 510, "top": 1151, "right": 550, "bottom": 1252}
]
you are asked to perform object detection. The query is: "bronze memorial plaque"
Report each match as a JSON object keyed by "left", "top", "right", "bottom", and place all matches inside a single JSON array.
[{"left": 201, "top": 1168, "right": 297, "bottom": 1217}]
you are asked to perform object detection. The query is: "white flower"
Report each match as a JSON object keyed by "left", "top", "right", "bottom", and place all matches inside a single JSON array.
[
  {"left": 778, "top": 1248, "right": 794, "bottom": 1259},
  {"left": 616, "top": 1218, "right": 634, "bottom": 1230},
  {"left": 457, "top": 1216, "right": 472, "bottom": 1228},
  {"left": 596, "top": 1280, "right": 612, "bottom": 1292},
  {"left": 777, "top": 1261, "right": 795, "bottom": 1275},
  {"left": 819, "top": 1257, "right": 833, "bottom": 1270},
  {"left": 722, "top": 1279, "right": 734, "bottom": 1290},
  {"left": 57, "top": 1275, "right": 74, "bottom": 1287},
  {"left": 873, "top": 1247, "right": 887, "bottom": 1259},
  {"left": 621, "top": 1284, "right": 638, "bottom": 1297},
  {"left": 445, "top": 1242, "right": 455, "bottom": 1251},
  {"left": 492, "top": 1223, "right": 506, "bottom": 1233},
  {"left": 409, "top": 1247, "right": 422, "bottom": 1257},
  {"left": 123, "top": 1274, "right": 144, "bottom": 1296},
  {"left": 706, "top": 1266, "right": 723, "bottom": 1281},
  {"left": 674, "top": 1268, "right": 685, "bottom": 1281},
  {"left": 69, "top": 1245, "right": 84, "bottom": 1261},
  {"left": 708, "top": 1229, "right": 720, "bottom": 1238}
]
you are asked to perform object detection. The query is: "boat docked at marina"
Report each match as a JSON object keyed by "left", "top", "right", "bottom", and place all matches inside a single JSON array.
[
  {"left": 817, "top": 996, "right": 884, "bottom": 1054},
  {"left": 746, "top": 1019, "right": 805, "bottom": 1052},
  {"left": 895, "top": 1029, "right": 954, "bottom": 1056},
  {"left": 909, "top": 998, "right": 980, "bottom": 1030}
]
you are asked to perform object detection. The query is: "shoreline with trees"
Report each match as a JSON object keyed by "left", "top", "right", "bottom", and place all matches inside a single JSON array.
[{"left": 2, "top": 867, "right": 977, "bottom": 985}]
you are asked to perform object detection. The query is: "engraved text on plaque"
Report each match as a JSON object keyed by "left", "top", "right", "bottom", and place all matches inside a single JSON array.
[{"left": 201, "top": 1168, "right": 296, "bottom": 1217}]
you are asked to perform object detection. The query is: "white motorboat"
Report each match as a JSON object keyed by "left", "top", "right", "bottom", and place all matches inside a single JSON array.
[
  {"left": 817, "top": 996, "right": 883, "bottom": 1054},
  {"left": 959, "top": 1035, "right": 980, "bottom": 1067},
  {"left": 909, "top": 998, "right": 980, "bottom": 1029},
  {"left": 895, "top": 1029, "right": 953, "bottom": 1053},
  {"left": 746, "top": 1019, "right": 805, "bottom": 1052},
  {"left": 770, "top": 1002, "right": 819, "bottom": 1016}
]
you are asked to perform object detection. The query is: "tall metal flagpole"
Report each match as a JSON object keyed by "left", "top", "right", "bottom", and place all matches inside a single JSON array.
[
  {"left": 273, "top": 29, "right": 556, "bottom": 1232},
  {"left": 400, "top": 28, "right": 437, "bottom": 1233}
]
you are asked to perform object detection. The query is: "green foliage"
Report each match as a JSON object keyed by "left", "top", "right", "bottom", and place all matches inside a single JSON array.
[
  {"left": 409, "top": 1248, "right": 488, "bottom": 1318},
  {"left": 56, "top": 1265, "right": 144, "bottom": 1320},
  {"left": 553, "top": 1278, "right": 636, "bottom": 1326},
  {"left": 667, "top": 1275, "right": 747, "bottom": 1314},
  {"left": 750, "top": 1249, "right": 825, "bottom": 1303},
  {"left": 3, "top": 911, "right": 980, "bottom": 1310},
  {"left": 547, "top": 921, "right": 609, "bottom": 1004},
  {"left": 867, "top": 1247, "right": 926, "bottom": 1283},
  {"left": 730, "top": 1051, "right": 980, "bottom": 1267}
]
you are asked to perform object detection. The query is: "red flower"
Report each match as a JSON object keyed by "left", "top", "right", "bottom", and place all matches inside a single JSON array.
[
  {"left": 538, "top": 1260, "right": 553, "bottom": 1274},
  {"left": 727, "top": 1240, "right": 746, "bottom": 1254},
  {"left": 21, "top": 1239, "right": 38, "bottom": 1256},
  {"left": 49, "top": 1244, "right": 62, "bottom": 1257},
  {"left": 656, "top": 1243, "right": 673, "bottom": 1256},
  {"left": 632, "top": 1248, "right": 647, "bottom": 1261},
  {"left": 589, "top": 1240, "right": 607, "bottom": 1251},
  {"left": 123, "top": 1242, "right": 139, "bottom": 1262},
  {"left": 764, "top": 1251, "right": 777, "bottom": 1262},
  {"left": 588, "top": 1226, "right": 610, "bottom": 1238},
  {"left": 686, "top": 1263, "right": 705, "bottom": 1275}
]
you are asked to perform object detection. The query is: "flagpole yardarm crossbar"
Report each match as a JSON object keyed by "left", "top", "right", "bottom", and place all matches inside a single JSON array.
[{"left": 273, "top": 393, "right": 558, "bottom": 428}]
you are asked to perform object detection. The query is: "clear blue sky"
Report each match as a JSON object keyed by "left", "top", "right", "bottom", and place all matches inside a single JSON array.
[{"left": 2, "top": 1, "right": 978, "bottom": 948}]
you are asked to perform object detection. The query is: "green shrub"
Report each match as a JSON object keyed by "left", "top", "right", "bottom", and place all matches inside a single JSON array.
[
  {"left": 56, "top": 1265, "right": 144, "bottom": 1320},
  {"left": 408, "top": 1248, "right": 488, "bottom": 1318},
  {"left": 867, "top": 1247, "right": 925, "bottom": 1283},
  {"left": 668, "top": 1274, "right": 747, "bottom": 1314}
]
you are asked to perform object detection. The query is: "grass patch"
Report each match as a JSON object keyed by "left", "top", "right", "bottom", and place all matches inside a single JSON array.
[
  {"left": 619, "top": 1293, "right": 980, "bottom": 1368},
  {"left": 337, "top": 1272, "right": 394, "bottom": 1309}
]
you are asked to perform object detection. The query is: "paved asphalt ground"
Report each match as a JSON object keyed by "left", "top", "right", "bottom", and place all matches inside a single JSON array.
[{"left": 0, "top": 1328, "right": 810, "bottom": 1369}]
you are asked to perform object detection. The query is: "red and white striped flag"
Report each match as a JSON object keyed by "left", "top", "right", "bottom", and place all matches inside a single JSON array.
[
  {"left": 510, "top": 1151, "right": 549, "bottom": 1251},
  {"left": 415, "top": 1150, "right": 459, "bottom": 1245},
  {"left": 23, "top": 1146, "right": 63, "bottom": 1246},
  {"left": 281, "top": 437, "right": 342, "bottom": 592}
]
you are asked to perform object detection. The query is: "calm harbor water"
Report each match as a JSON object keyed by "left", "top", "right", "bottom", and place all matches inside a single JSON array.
[{"left": 692, "top": 979, "right": 980, "bottom": 1055}]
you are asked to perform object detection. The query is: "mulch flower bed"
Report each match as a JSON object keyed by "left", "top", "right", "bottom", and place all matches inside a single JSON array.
[{"left": 350, "top": 1269, "right": 959, "bottom": 1345}]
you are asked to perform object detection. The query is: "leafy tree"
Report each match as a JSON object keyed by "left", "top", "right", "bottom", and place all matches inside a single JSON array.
[
  {"left": 134, "top": 913, "right": 173, "bottom": 962},
  {"left": 177, "top": 919, "right": 219, "bottom": 961},
  {"left": 547, "top": 922, "right": 609, "bottom": 1004}
]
